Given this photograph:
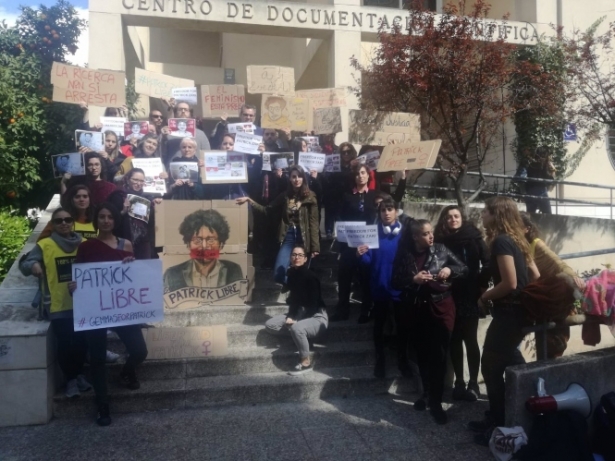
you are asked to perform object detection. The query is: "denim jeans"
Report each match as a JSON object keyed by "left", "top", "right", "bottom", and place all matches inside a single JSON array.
[{"left": 274, "top": 225, "right": 304, "bottom": 285}]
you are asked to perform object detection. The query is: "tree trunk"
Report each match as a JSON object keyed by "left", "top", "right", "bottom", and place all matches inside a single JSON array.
[{"left": 453, "top": 171, "right": 467, "bottom": 211}]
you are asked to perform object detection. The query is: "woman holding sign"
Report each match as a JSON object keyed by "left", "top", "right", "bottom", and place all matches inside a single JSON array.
[
  {"left": 61, "top": 153, "right": 118, "bottom": 207},
  {"left": 71, "top": 203, "right": 148, "bottom": 427}
]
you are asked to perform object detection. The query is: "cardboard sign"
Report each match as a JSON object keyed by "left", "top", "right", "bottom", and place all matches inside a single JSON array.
[
  {"left": 228, "top": 123, "right": 254, "bottom": 134},
  {"left": 346, "top": 225, "right": 379, "bottom": 249},
  {"left": 100, "top": 116, "right": 127, "bottom": 138},
  {"left": 324, "top": 153, "right": 341, "bottom": 173},
  {"left": 72, "top": 259, "right": 164, "bottom": 332},
  {"left": 170, "top": 162, "right": 199, "bottom": 182},
  {"left": 295, "top": 88, "right": 347, "bottom": 109},
  {"left": 261, "top": 95, "right": 310, "bottom": 131},
  {"left": 171, "top": 87, "right": 198, "bottom": 106},
  {"left": 357, "top": 150, "right": 381, "bottom": 170},
  {"left": 131, "top": 158, "right": 167, "bottom": 194},
  {"left": 135, "top": 68, "right": 194, "bottom": 99},
  {"left": 144, "top": 326, "right": 228, "bottom": 359},
  {"left": 298, "top": 152, "right": 326, "bottom": 173},
  {"left": 126, "top": 194, "right": 151, "bottom": 223},
  {"left": 51, "top": 62, "right": 126, "bottom": 106},
  {"left": 124, "top": 121, "right": 149, "bottom": 141},
  {"left": 168, "top": 118, "right": 196, "bottom": 138},
  {"left": 201, "top": 85, "right": 245, "bottom": 118},
  {"left": 372, "top": 131, "right": 421, "bottom": 146},
  {"left": 202, "top": 151, "right": 248, "bottom": 184},
  {"left": 262, "top": 152, "right": 294, "bottom": 172},
  {"left": 246, "top": 65, "right": 295, "bottom": 96},
  {"left": 377, "top": 140, "right": 442, "bottom": 172},
  {"left": 313, "top": 106, "right": 342, "bottom": 135},
  {"left": 234, "top": 132, "right": 262, "bottom": 155},
  {"left": 52, "top": 153, "right": 84, "bottom": 178},
  {"left": 335, "top": 222, "right": 365, "bottom": 243},
  {"left": 75, "top": 130, "right": 104, "bottom": 151},
  {"left": 349, "top": 110, "right": 421, "bottom": 144}
]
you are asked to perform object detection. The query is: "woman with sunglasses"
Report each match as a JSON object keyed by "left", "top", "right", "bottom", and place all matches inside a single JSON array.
[{"left": 20, "top": 208, "right": 92, "bottom": 399}]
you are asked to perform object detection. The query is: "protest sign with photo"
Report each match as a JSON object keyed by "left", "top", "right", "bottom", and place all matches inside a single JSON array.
[
  {"left": 372, "top": 131, "right": 421, "bottom": 146},
  {"left": 345, "top": 225, "right": 380, "bottom": 249},
  {"left": 228, "top": 123, "right": 254, "bottom": 134},
  {"left": 377, "top": 140, "right": 442, "bottom": 172},
  {"left": 134, "top": 68, "right": 194, "bottom": 99},
  {"left": 349, "top": 110, "right": 421, "bottom": 144},
  {"left": 51, "top": 153, "right": 85, "bottom": 178},
  {"left": 201, "top": 85, "right": 245, "bottom": 118},
  {"left": 298, "top": 152, "right": 326, "bottom": 173},
  {"left": 202, "top": 151, "right": 248, "bottom": 184},
  {"left": 168, "top": 118, "right": 196, "bottom": 138},
  {"left": 75, "top": 130, "right": 104, "bottom": 152},
  {"left": 171, "top": 87, "right": 197, "bottom": 106},
  {"left": 295, "top": 88, "right": 347, "bottom": 109},
  {"left": 234, "top": 132, "right": 263, "bottom": 155},
  {"left": 313, "top": 106, "right": 342, "bottom": 135},
  {"left": 51, "top": 62, "right": 126, "bottom": 106},
  {"left": 126, "top": 194, "right": 151, "bottom": 223},
  {"left": 124, "top": 121, "right": 149, "bottom": 141},
  {"left": 246, "top": 65, "right": 295, "bottom": 96},
  {"left": 301, "top": 136, "right": 321, "bottom": 152},
  {"left": 324, "top": 153, "right": 341, "bottom": 173},
  {"left": 170, "top": 162, "right": 199, "bottom": 182},
  {"left": 262, "top": 152, "right": 295, "bottom": 172},
  {"left": 131, "top": 158, "right": 167, "bottom": 194},
  {"left": 100, "top": 116, "right": 127, "bottom": 138},
  {"left": 357, "top": 150, "right": 381, "bottom": 170},
  {"left": 260, "top": 95, "right": 310, "bottom": 132},
  {"left": 335, "top": 222, "right": 365, "bottom": 243},
  {"left": 144, "top": 326, "right": 228, "bottom": 360},
  {"left": 72, "top": 259, "right": 164, "bottom": 332}
]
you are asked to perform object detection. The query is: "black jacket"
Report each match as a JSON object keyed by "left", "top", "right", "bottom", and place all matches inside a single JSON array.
[{"left": 286, "top": 265, "right": 326, "bottom": 320}]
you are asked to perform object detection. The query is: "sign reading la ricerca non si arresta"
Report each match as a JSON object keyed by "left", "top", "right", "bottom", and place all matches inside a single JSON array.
[{"left": 114, "top": 0, "right": 545, "bottom": 44}]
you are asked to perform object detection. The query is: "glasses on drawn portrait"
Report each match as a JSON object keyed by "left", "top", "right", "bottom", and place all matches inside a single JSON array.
[
  {"left": 291, "top": 253, "right": 306, "bottom": 258},
  {"left": 190, "top": 236, "right": 219, "bottom": 246},
  {"left": 52, "top": 217, "right": 74, "bottom": 225}
]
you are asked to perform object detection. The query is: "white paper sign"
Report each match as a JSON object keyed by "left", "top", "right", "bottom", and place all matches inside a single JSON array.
[
  {"left": 131, "top": 158, "right": 167, "bottom": 194},
  {"left": 171, "top": 87, "right": 198, "bottom": 106},
  {"left": 228, "top": 123, "right": 255, "bottom": 134},
  {"left": 346, "top": 225, "right": 379, "bottom": 249},
  {"left": 203, "top": 151, "right": 248, "bottom": 183},
  {"left": 72, "top": 259, "right": 164, "bottom": 332},
  {"left": 335, "top": 222, "right": 365, "bottom": 243},
  {"left": 100, "top": 116, "right": 127, "bottom": 137},
  {"left": 298, "top": 152, "right": 326, "bottom": 173},
  {"left": 234, "top": 132, "right": 262, "bottom": 155},
  {"left": 324, "top": 154, "right": 341, "bottom": 173}
]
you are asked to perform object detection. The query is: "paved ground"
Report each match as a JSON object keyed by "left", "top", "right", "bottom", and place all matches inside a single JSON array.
[{"left": 0, "top": 394, "right": 493, "bottom": 461}]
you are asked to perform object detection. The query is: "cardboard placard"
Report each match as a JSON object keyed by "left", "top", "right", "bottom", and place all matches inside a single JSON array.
[
  {"left": 228, "top": 123, "right": 255, "bottom": 134},
  {"left": 170, "top": 162, "right": 199, "bottom": 182},
  {"left": 377, "top": 140, "right": 442, "bottom": 172},
  {"left": 171, "top": 87, "right": 198, "bottom": 106},
  {"left": 100, "top": 116, "right": 127, "bottom": 138},
  {"left": 51, "top": 62, "right": 126, "bottom": 106},
  {"left": 168, "top": 118, "right": 196, "bottom": 138},
  {"left": 349, "top": 110, "right": 421, "bottom": 144},
  {"left": 324, "top": 153, "right": 341, "bottom": 173},
  {"left": 246, "top": 65, "right": 295, "bottom": 96},
  {"left": 346, "top": 225, "right": 379, "bottom": 249},
  {"left": 72, "top": 259, "right": 164, "bottom": 332},
  {"left": 201, "top": 85, "right": 246, "bottom": 118},
  {"left": 131, "top": 158, "right": 167, "bottom": 194},
  {"left": 295, "top": 88, "right": 347, "bottom": 109},
  {"left": 372, "top": 131, "right": 421, "bottom": 146},
  {"left": 313, "top": 106, "right": 342, "bottom": 135},
  {"left": 75, "top": 130, "right": 104, "bottom": 151},
  {"left": 298, "top": 152, "right": 326, "bottom": 173},
  {"left": 335, "top": 222, "right": 365, "bottom": 243},
  {"left": 51, "top": 153, "right": 84, "bottom": 178},
  {"left": 144, "top": 326, "right": 228, "bottom": 359},
  {"left": 234, "top": 132, "right": 262, "bottom": 155},
  {"left": 124, "top": 121, "right": 150, "bottom": 141},
  {"left": 201, "top": 151, "right": 248, "bottom": 184},
  {"left": 261, "top": 95, "right": 310, "bottom": 132},
  {"left": 126, "top": 194, "right": 151, "bottom": 223},
  {"left": 135, "top": 68, "right": 194, "bottom": 99}
]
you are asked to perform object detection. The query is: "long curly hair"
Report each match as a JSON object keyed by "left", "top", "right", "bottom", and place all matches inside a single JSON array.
[
  {"left": 484, "top": 197, "right": 532, "bottom": 263},
  {"left": 434, "top": 205, "right": 468, "bottom": 239}
]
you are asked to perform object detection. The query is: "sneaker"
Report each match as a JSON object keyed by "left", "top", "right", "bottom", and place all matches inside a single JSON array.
[
  {"left": 452, "top": 382, "right": 467, "bottom": 401},
  {"left": 429, "top": 403, "right": 448, "bottom": 425},
  {"left": 414, "top": 396, "right": 428, "bottom": 411},
  {"left": 96, "top": 403, "right": 112, "bottom": 427},
  {"left": 468, "top": 417, "right": 495, "bottom": 433},
  {"left": 76, "top": 374, "right": 92, "bottom": 392},
  {"left": 467, "top": 381, "right": 480, "bottom": 400},
  {"left": 119, "top": 368, "right": 140, "bottom": 390},
  {"left": 65, "top": 379, "right": 80, "bottom": 399},
  {"left": 288, "top": 362, "right": 313, "bottom": 376},
  {"left": 105, "top": 350, "right": 120, "bottom": 363}
]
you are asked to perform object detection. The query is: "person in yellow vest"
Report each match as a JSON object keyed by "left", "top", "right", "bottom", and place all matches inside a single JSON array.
[{"left": 20, "top": 208, "right": 92, "bottom": 398}]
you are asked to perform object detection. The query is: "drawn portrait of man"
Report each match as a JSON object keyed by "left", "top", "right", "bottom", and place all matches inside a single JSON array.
[
  {"left": 261, "top": 96, "right": 290, "bottom": 129},
  {"left": 163, "top": 209, "right": 244, "bottom": 293}
]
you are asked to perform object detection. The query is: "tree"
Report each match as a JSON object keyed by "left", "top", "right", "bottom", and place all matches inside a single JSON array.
[{"left": 351, "top": 0, "right": 564, "bottom": 208}]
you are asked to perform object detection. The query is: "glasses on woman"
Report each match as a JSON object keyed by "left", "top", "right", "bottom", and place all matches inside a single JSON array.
[
  {"left": 291, "top": 253, "right": 306, "bottom": 258},
  {"left": 150, "top": 115, "right": 163, "bottom": 119},
  {"left": 53, "top": 217, "right": 74, "bottom": 225},
  {"left": 341, "top": 150, "right": 352, "bottom": 155},
  {"left": 130, "top": 179, "right": 145, "bottom": 184}
]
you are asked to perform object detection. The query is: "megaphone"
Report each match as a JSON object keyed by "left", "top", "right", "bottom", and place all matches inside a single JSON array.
[{"left": 526, "top": 379, "right": 592, "bottom": 418}]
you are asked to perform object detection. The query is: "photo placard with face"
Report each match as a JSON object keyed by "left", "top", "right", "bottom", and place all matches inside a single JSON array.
[
  {"left": 168, "top": 118, "right": 196, "bottom": 139},
  {"left": 51, "top": 153, "right": 85, "bottom": 178},
  {"left": 75, "top": 130, "right": 104, "bottom": 152}
]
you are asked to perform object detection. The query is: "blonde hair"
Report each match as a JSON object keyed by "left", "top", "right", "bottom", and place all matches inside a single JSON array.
[
  {"left": 180, "top": 137, "right": 197, "bottom": 148},
  {"left": 484, "top": 196, "right": 533, "bottom": 263}
]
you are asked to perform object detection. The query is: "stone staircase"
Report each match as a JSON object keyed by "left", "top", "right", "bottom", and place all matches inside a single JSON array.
[{"left": 52, "top": 248, "right": 418, "bottom": 419}]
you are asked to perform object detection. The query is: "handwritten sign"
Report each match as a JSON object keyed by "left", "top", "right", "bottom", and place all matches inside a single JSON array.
[
  {"left": 228, "top": 122, "right": 254, "bottom": 134},
  {"left": 51, "top": 62, "right": 126, "bottom": 106},
  {"left": 144, "top": 326, "right": 228, "bottom": 359},
  {"left": 135, "top": 68, "right": 194, "bottom": 99},
  {"left": 324, "top": 153, "right": 341, "bottom": 172},
  {"left": 372, "top": 131, "right": 421, "bottom": 146},
  {"left": 131, "top": 158, "right": 167, "bottom": 194},
  {"left": 234, "top": 132, "right": 263, "bottom": 155},
  {"left": 296, "top": 88, "right": 347, "bottom": 109},
  {"left": 261, "top": 95, "right": 310, "bottom": 131},
  {"left": 377, "top": 140, "right": 442, "bottom": 172},
  {"left": 298, "top": 152, "right": 326, "bottom": 173},
  {"left": 201, "top": 85, "right": 246, "bottom": 118},
  {"left": 247, "top": 66, "right": 295, "bottom": 96},
  {"left": 171, "top": 87, "right": 198, "bottom": 106},
  {"left": 313, "top": 106, "right": 342, "bottom": 134},
  {"left": 335, "top": 222, "right": 365, "bottom": 243},
  {"left": 346, "top": 225, "right": 379, "bottom": 249},
  {"left": 100, "top": 116, "right": 127, "bottom": 137},
  {"left": 72, "top": 259, "right": 164, "bottom": 332},
  {"left": 349, "top": 110, "right": 421, "bottom": 144},
  {"left": 164, "top": 280, "right": 250, "bottom": 308}
]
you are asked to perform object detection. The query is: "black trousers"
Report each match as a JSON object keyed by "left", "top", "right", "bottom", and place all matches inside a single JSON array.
[
  {"left": 85, "top": 325, "right": 148, "bottom": 406},
  {"left": 450, "top": 316, "right": 481, "bottom": 385},
  {"left": 337, "top": 244, "right": 371, "bottom": 316},
  {"left": 373, "top": 300, "right": 412, "bottom": 367},
  {"left": 51, "top": 317, "right": 87, "bottom": 381}
]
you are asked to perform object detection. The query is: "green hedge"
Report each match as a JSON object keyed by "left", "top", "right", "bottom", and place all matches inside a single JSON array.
[{"left": 0, "top": 208, "right": 31, "bottom": 283}]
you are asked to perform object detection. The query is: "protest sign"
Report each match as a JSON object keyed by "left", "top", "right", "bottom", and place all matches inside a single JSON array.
[
  {"left": 357, "top": 150, "right": 381, "bottom": 170},
  {"left": 124, "top": 121, "right": 150, "bottom": 141},
  {"left": 134, "top": 68, "right": 194, "bottom": 99},
  {"left": 324, "top": 153, "right": 341, "bottom": 173},
  {"left": 51, "top": 153, "right": 84, "bottom": 178},
  {"left": 372, "top": 131, "right": 421, "bottom": 146},
  {"left": 298, "top": 152, "right": 326, "bottom": 173},
  {"left": 170, "top": 162, "right": 199, "bottom": 182},
  {"left": 72, "top": 259, "right": 164, "bottom": 332},
  {"left": 345, "top": 225, "right": 379, "bottom": 249},
  {"left": 295, "top": 88, "right": 347, "bottom": 109},
  {"left": 246, "top": 65, "right": 295, "bottom": 96},
  {"left": 262, "top": 152, "right": 294, "bottom": 172},
  {"left": 228, "top": 122, "right": 254, "bottom": 134},
  {"left": 377, "top": 140, "right": 442, "bottom": 172},
  {"left": 131, "top": 158, "right": 167, "bottom": 194},
  {"left": 144, "top": 326, "right": 228, "bottom": 360},
  {"left": 171, "top": 87, "right": 198, "bottom": 106},
  {"left": 313, "top": 106, "right": 342, "bottom": 135},
  {"left": 335, "top": 222, "right": 365, "bottom": 243},
  {"left": 201, "top": 85, "right": 245, "bottom": 118},
  {"left": 126, "top": 194, "right": 151, "bottom": 223},
  {"left": 100, "top": 116, "right": 127, "bottom": 138},
  {"left": 260, "top": 95, "right": 310, "bottom": 132},
  {"left": 75, "top": 130, "right": 104, "bottom": 152},
  {"left": 234, "top": 132, "right": 263, "bottom": 155},
  {"left": 202, "top": 151, "right": 248, "bottom": 184},
  {"left": 51, "top": 62, "right": 126, "bottom": 106},
  {"left": 301, "top": 136, "right": 321, "bottom": 152},
  {"left": 349, "top": 110, "right": 421, "bottom": 144},
  {"left": 168, "top": 118, "right": 196, "bottom": 138}
]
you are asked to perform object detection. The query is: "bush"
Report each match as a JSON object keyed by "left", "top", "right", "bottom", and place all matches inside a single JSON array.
[{"left": 0, "top": 208, "right": 31, "bottom": 283}]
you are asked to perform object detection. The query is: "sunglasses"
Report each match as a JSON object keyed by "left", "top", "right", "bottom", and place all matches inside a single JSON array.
[
  {"left": 341, "top": 150, "right": 352, "bottom": 155},
  {"left": 53, "top": 217, "right": 74, "bottom": 225}
]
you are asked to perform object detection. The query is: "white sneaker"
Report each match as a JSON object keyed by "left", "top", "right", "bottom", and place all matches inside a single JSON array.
[
  {"left": 288, "top": 362, "right": 313, "bottom": 376},
  {"left": 65, "top": 379, "right": 80, "bottom": 398},
  {"left": 76, "top": 374, "right": 92, "bottom": 392},
  {"left": 106, "top": 350, "right": 120, "bottom": 363}
]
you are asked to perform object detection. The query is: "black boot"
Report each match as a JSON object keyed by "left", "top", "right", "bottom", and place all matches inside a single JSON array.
[
  {"left": 374, "top": 354, "right": 385, "bottom": 379},
  {"left": 119, "top": 367, "right": 140, "bottom": 390},
  {"left": 96, "top": 403, "right": 111, "bottom": 426}
]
